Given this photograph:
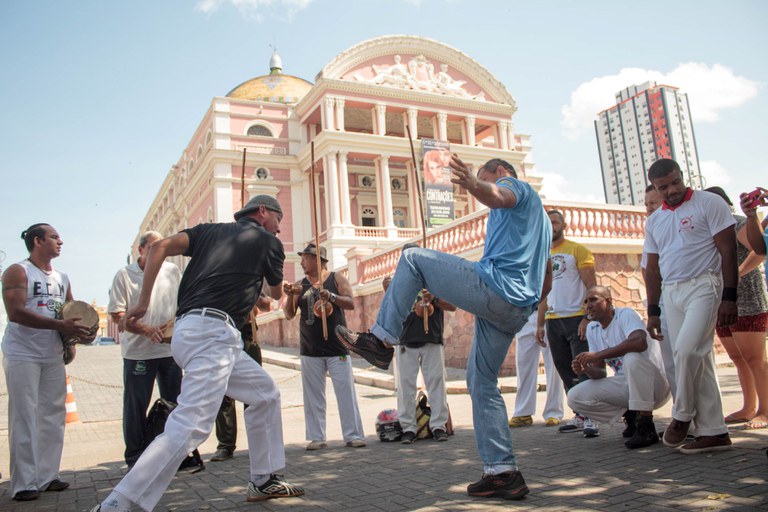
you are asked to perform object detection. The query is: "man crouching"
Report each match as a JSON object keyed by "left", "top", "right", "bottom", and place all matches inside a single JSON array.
[{"left": 568, "top": 286, "right": 671, "bottom": 449}]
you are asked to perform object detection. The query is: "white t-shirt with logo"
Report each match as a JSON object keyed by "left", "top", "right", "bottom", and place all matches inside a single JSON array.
[
  {"left": 644, "top": 190, "right": 735, "bottom": 284},
  {"left": 108, "top": 261, "right": 180, "bottom": 360},
  {"left": 585, "top": 307, "right": 665, "bottom": 376},
  {"left": 1, "top": 259, "right": 70, "bottom": 363}
]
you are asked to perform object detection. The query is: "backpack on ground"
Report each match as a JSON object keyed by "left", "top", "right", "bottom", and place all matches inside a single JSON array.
[
  {"left": 415, "top": 391, "right": 454, "bottom": 439},
  {"left": 144, "top": 398, "right": 205, "bottom": 473}
]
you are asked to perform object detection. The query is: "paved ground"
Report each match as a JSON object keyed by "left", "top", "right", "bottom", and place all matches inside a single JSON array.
[{"left": 0, "top": 344, "right": 766, "bottom": 511}]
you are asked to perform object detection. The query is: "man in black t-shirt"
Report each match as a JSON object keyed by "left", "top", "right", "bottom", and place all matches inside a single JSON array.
[
  {"left": 282, "top": 243, "right": 366, "bottom": 450},
  {"left": 94, "top": 196, "right": 303, "bottom": 512},
  {"left": 383, "top": 271, "right": 457, "bottom": 445}
]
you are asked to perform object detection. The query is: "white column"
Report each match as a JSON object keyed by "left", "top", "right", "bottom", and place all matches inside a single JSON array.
[
  {"left": 325, "top": 153, "right": 341, "bottom": 227},
  {"left": 375, "top": 103, "right": 387, "bottom": 135},
  {"left": 499, "top": 121, "right": 509, "bottom": 150},
  {"left": 465, "top": 116, "right": 476, "bottom": 146},
  {"left": 507, "top": 121, "right": 516, "bottom": 150},
  {"left": 437, "top": 112, "right": 448, "bottom": 141},
  {"left": 338, "top": 151, "right": 352, "bottom": 225},
  {"left": 335, "top": 98, "right": 346, "bottom": 132},
  {"left": 377, "top": 155, "right": 395, "bottom": 229},
  {"left": 407, "top": 107, "right": 418, "bottom": 140},
  {"left": 407, "top": 160, "right": 421, "bottom": 228},
  {"left": 323, "top": 97, "right": 336, "bottom": 131}
]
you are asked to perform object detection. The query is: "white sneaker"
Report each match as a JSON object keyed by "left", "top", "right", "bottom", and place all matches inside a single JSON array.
[
  {"left": 558, "top": 414, "right": 585, "bottom": 433},
  {"left": 306, "top": 440, "right": 327, "bottom": 450},
  {"left": 583, "top": 417, "right": 600, "bottom": 438},
  {"left": 346, "top": 438, "right": 366, "bottom": 448}
]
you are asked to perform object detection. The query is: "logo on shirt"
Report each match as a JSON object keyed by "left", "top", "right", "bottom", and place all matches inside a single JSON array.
[
  {"left": 679, "top": 216, "right": 695, "bottom": 233},
  {"left": 551, "top": 254, "right": 567, "bottom": 280}
]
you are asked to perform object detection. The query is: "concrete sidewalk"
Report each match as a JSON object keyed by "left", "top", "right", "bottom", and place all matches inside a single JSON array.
[{"left": 0, "top": 344, "right": 766, "bottom": 511}]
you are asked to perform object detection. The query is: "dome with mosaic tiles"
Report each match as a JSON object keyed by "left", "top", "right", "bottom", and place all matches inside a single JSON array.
[{"left": 226, "top": 50, "right": 312, "bottom": 103}]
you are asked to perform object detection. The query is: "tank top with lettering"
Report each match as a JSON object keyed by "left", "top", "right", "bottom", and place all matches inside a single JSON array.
[{"left": 2, "top": 259, "right": 69, "bottom": 362}]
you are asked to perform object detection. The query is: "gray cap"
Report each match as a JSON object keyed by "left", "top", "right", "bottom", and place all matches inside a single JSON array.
[
  {"left": 234, "top": 195, "right": 283, "bottom": 221},
  {"left": 297, "top": 243, "right": 328, "bottom": 262}
]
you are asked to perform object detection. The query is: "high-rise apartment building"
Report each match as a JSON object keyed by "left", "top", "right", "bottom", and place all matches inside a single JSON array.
[{"left": 595, "top": 81, "right": 702, "bottom": 205}]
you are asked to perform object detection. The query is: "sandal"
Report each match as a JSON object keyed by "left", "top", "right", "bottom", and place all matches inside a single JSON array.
[
  {"left": 744, "top": 419, "right": 768, "bottom": 430},
  {"left": 724, "top": 413, "right": 752, "bottom": 424}
]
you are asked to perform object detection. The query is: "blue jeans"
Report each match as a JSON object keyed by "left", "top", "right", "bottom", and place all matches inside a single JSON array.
[{"left": 372, "top": 248, "right": 534, "bottom": 473}]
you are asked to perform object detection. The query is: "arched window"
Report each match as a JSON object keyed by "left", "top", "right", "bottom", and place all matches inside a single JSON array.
[
  {"left": 247, "top": 125, "right": 273, "bottom": 137},
  {"left": 361, "top": 207, "right": 377, "bottom": 227}
]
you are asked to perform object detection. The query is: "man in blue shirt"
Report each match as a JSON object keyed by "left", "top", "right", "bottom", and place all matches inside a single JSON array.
[{"left": 338, "top": 155, "right": 552, "bottom": 501}]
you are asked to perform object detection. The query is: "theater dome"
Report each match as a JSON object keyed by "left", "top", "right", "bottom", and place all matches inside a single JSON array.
[{"left": 227, "top": 50, "right": 313, "bottom": 103}]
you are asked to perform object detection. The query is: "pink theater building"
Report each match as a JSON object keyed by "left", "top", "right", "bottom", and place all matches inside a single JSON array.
[{"left": 136, "top": 36, "right": 648, "bottom": 374}]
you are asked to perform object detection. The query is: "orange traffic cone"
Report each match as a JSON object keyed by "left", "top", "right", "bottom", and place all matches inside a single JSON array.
[{"left": 65, "top": 375, "right": 80, "bottom": 424}]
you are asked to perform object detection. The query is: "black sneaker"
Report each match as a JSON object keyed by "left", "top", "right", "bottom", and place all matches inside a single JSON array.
[
  {"left": 625, "top": 416, "right": 659, "bottom": 449},
  {"left": 335, "top": 326, "right": 394, "bottom": 370},
  {"left": 246, "top": 474, "right": 305, "bottom": 502},
  {"left": 400, "top": 431, "right": 416, "bottom": 444},
  {"left": 467, "top": 471, "right": 529, "bottom": 500},
  {"left": 433, "top": 428, "right": 449, "bottom": 442},
  {"left": 45, "top": 479, "right": 70, "bottom": 492},
  {"left": 13, "top": 490, "right": 40, "bottom": 501},
  {"left": 210, "top": 448, "right": 233, "bottom": 462},
  {"left": 622, "top": 410, "right": 638, "bottom": 438}
]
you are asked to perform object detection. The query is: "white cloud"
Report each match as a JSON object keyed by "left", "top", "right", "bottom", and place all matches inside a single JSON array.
[
  {"left": 561, "top": 64, "right": 760, "bottom": 140},
  {"left": 196, "top": 0, "right": 313, "bottom": 21},
  {"left": 537, "top": 171, "right": 605, "bottom": 204},
  {"left": 699, "top": 160, "right": 732, "bottom": 188}
]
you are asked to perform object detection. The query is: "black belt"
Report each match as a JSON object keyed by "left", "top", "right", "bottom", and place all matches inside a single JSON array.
[{"left": 177, "top": 308, "right": 236, "bottom": 328}]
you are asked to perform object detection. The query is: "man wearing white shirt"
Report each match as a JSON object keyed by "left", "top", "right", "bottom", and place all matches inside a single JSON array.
[
  {"left": 568, "top": 286, "right": 670, "bottom": 449},
  {"left": 108, "top": 231, "right": 182, "bottom": 467},
  {"left": 644, "top": 158, "right": 738, "bottom": 454}
]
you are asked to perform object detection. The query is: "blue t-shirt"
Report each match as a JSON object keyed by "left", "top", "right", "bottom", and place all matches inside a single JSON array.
[{"left": 474, "top": 177, "right": 552, "bottom": 307}]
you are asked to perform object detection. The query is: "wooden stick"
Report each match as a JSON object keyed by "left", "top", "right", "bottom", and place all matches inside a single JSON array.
[
  {"left": 240, "top": 148, "right": 247, "bottom": 206},
  {"left": 310, "top": 142, "right": 329, "bottom": 340},
  {"left": 240, "top": 147, "right": 260, "bottom": 336},
  {"left": 405, "top": 126, "right": 430, "bottom": 333}
]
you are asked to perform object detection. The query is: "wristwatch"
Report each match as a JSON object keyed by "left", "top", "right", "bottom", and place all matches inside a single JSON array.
[{"left": 329, "top": 292, "right": 337, "bottom": 303}]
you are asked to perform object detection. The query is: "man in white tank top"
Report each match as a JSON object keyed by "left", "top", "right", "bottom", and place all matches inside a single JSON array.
[{"left": 1, "top": 223, "right": 95, "bottom": 501}]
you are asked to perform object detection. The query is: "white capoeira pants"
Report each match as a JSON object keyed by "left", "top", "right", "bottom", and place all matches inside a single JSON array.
[
  {"left": 2, "top": 358, "right": 66, "bottom": 495},
  {"left": 395, "top": 343, "right": 449, "bottom": 433},
  {"left": 300, "top": 355, "right": 364, "bottom": 443},
  {"left": 567, "top": 352, "right": 670, "bottom": 425},
  {"left": 663, "top": 272, "right": 727, "bottom": 436},
  {"left": 512, "top": 313, "right": 564, "bottom": 420},
  {"left": 115, "top": 314, "right": 285, "bottom": 511}
]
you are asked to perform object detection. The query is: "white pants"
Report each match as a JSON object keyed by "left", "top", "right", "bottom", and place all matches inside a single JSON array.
[
  {"left": 567, "top": 352, "right": 670, "bottom": 425},
  {"left": 115, "top": 315, "right": 285, "bottom": 511},
  {"left": 657, "top": 311, "right": 677, "bottom": 400},
  {"left": 663, "top": 272, "right": 727, "bottom": 436},
  {"left": 300, "top": 355, "right": 364, "bottom": 442},
  {"left": 512, "top": 315, "right": 564, "bottom": 420},
  {"left": 395, "top": 344, "right": 449, "bottom": 433},
  {"left": 2, "top": 358, "right": 65, "bottom": 495}
]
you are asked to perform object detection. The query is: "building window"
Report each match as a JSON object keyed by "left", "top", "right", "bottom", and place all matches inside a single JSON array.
[
  {"left": 247, "top": 125, "right": 273, "bottom": 137},
  {"left": 256, "top": 167, "right": 270, "bottom": 180},
  {"left": 361, "top": 176, "right": 374, "bottom": 188},
  {"left": 361, "top": 207, "right": 377, "bottom": 226},
  {"left": 391, "top": 177, "right": 404, "bottom": 190},
  {"left": 393, "top": 208, "right": 407, "bottom": 227}
]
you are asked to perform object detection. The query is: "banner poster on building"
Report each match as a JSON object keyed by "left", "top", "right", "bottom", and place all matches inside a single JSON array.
[{"left": 421, "top": 138, "right": 454, "bottom": 227}]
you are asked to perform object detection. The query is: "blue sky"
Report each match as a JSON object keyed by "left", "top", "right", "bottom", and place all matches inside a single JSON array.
[{"left": 0, "top": 0, "right": 765, "bottom": 305}]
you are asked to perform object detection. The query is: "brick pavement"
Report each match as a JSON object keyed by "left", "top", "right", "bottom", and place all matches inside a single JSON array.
[{"left": 0, "top": 345, "right": 766, "bottom": 511}]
